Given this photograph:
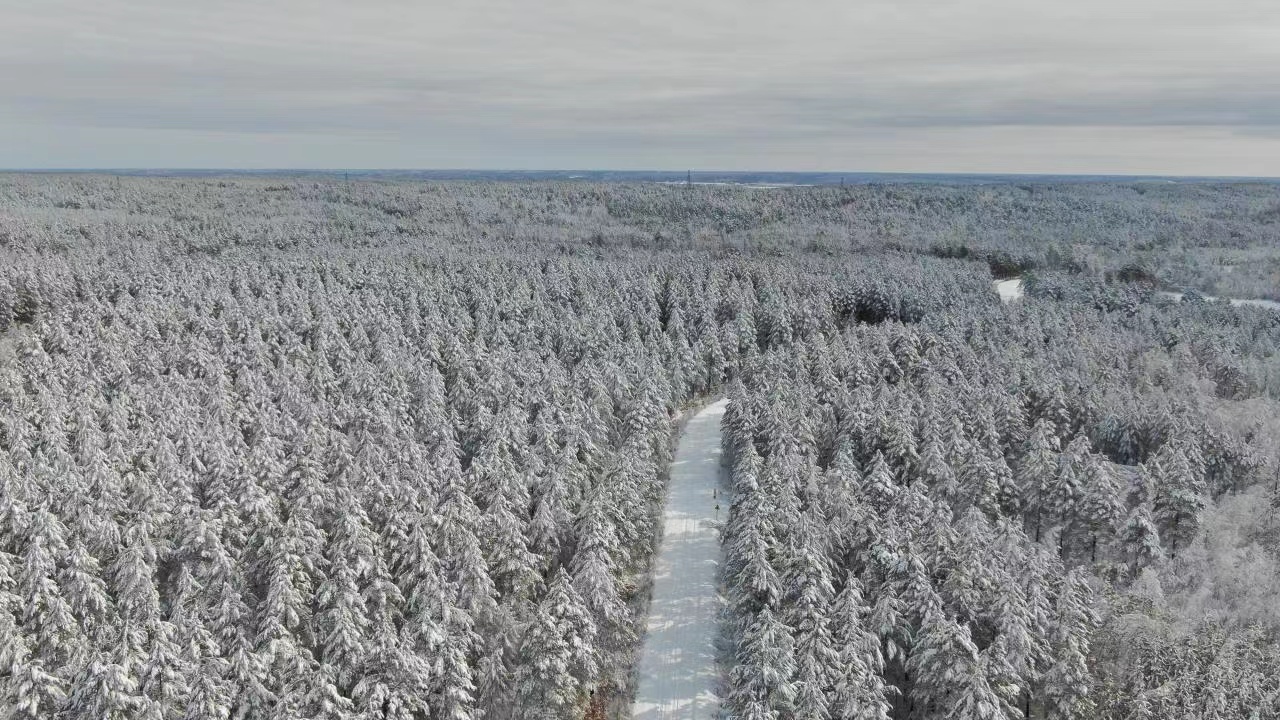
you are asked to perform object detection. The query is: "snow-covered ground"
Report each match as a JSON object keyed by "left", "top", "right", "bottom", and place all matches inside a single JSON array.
[
  {"left": 1157, "top": 290, "right": 1280, "bottom": 311},
  {"left": 995, "top": 278, "right": 1024, "bottom": 302},
  {"left": 993, "top": 278, "right": 1280, "bottom": 312},
  {"left": 632, "top": 399, "right": 728, "bottom": 720}
]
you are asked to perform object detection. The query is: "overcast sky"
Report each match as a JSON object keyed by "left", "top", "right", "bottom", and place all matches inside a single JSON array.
[{"left": 3, "top": 0, "right": 1278, "bottom": 175}]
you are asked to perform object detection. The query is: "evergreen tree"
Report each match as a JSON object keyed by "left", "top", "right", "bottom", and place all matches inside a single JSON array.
[
  {"left": 512, "top": 569, "right": 598, "bottom": 719},
  {"left": 729, "top": 605, "right": 797, "bottom": 720},
  {"left": 1078, "top": 452, "right": 1123, "bottom": 563},
  {"left": 1151, "top": 442, "right": 1206, "bottom": 559},
  {"left": 138, "top": 621, "right": 191, "bottom": 718},
  {"left": 315, "top": 564, "right": 369, "bottom": 692},
  {"left": 1121, "top": 467, "right": 1164, "bottom": 575},
  {"left": 828, "top": 576, "right": 891, "bottom": 720},
  {"left": 4, "top": 620, "right": 68, "bottom": 720},
  {"left": 1040, "top": 570, "right": 1098, "bottom": 720},
  {"left": 1017, "top": 419, "right": 1061, "bottom": 543},
  {"left": 62, "top": 656, "right": 148, "bottom": 720}
]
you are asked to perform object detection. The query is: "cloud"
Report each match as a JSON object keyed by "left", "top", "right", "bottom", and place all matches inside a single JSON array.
[{"left": 1, "top": 0, "right": 1278, "bottom": 173}]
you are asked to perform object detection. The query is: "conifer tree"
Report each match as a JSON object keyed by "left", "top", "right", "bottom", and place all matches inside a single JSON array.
[
  {"left": 4, "top": 620, "right": 68, "bottom": 720},
  {"left": 63, "top": 656, "right": 148, "bottom": 720},
  {"left": 1151, "top": 443, "right": 1206, "bottom": 559},
  {"left": 1017, "top": 419, "right": 1061, "bottom": 543},
  {"left": 729, "top": 605, "right": 797, "bottom": 720},
  {"left": 829, "top": 576, "right": 891, "bottom": 720},
  {"left": 512, "top": 569, "right": 598, "bottom": 720},
  {"left": 1040, "top": 570, "right": 1098, "bottom": 720}
]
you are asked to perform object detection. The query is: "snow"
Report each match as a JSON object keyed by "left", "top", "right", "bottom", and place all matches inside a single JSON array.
[
  {"left": 1157, "top": 290, "right": 1280, "bottom": 311},
  {"left": 993, "top": 279, "right": 1280, "bottom": 312},
  {"left": 632, "top": 399, "right": 728, "bottom": 720},
  {"left": 995, "top": 278, "right": 1024, "bottom": 303}
]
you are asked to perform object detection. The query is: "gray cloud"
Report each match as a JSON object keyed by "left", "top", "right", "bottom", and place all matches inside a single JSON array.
[{"left": 2, "top": 0, "right": 1278, "bottom": 173}]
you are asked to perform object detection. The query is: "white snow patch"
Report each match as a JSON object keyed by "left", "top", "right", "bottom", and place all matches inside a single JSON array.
[
  {"left": 632, "top": 399, "right": 728, "bottom": 720},
  {"left": 1158, "top": 290, "right": 1280, "bottom": 311},
  {"left": 995, "top": 278, "right": 1024, "bottom": 303},
  {"left": 991, "top": 278, "right": 1279, "bottom": 311}
]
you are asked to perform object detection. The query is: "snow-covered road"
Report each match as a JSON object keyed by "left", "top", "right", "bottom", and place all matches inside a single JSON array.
[
  {"left": 632, "top": 399, "right": 729, "bottom": 720},
  {"left": 1156, "top": 290, "right": 1280, "bottom": 311},
  {"left": 994, "top": 277, "right": 1280, "bottom": 311}
]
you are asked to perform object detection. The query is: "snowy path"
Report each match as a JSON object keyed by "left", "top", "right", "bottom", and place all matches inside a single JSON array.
[
  {"left": 1156, "top": 290, "right": 1280, "bottom": 311},
  {"left": 632, "top": 399, "right": 729, "bottom": 720},
  {"left": 994, "top": 276, "right": 1280, "bottom": 311}
]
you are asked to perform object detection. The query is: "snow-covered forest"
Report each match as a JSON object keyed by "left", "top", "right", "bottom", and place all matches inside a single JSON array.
[{"left": 1, "top": 175, "right": 1279, "bottom": 719}]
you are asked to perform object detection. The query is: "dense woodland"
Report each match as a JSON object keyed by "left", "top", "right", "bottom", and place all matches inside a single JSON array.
[{"left": 1, "top": 175, "right": 1279, "bottom": 720}]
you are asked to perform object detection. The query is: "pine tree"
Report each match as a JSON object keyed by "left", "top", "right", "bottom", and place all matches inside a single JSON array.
[
  {"left": 19, "top": 530, "right": 82, "bottom": 666},
  {"left": 1017, "top": 419, "right": 1061, "bottom": 543},
  {"left": 1122, "top": 467, "right": 1164, "bottom": 575},
  {"left": 958, "top": 442, "right": 1007, "bottom": 519},
  {"left": 59, "top": 539, "right": 114, "bottom": 644},
  {"left": 949, "top": 651, "right": 1014, "bottom": 720},
  {"left": 256, "top": 515, "right": 315, "bottom": 650},
  {"left": 296, "top": 663, "right": 354, "bottom": 720},
  {"left": 434, "top": 617, "right": 479, "bottom": 720},
  {"left": 512, "top": 569, "right": 598, "bottom": 719},
  {"left": 1040, "top": 570, "right": 1098, "bottom": 720},
  {"left": 63, "top": 656, "right": 148, "bottom": 720},
  {"left": 350, "top": 627, "right": 432, "bottom": 720},
  {"left": 1078, "top": 452, "right": 1123, "bottom": 563},
  {"left": 828, "top": 576, "right": 891, "bottom": 720},
  {"left": 138, "top": 620, "right": 191, "bottom": 718},
  {"left": 1050, "top": 435, "right": 1089, "bottom": 557},
  {"left": 528, "top": 471, "right": 571, "bottom": 570},
  {"left": 436, "top": 478, "right": 499, "bottom": 628},
  {"left": 1151, "top": 442, "right": 1206, "bottom": 559},
  {"left": 729, "top": 605, "right": 797, "bottom": 720},
  {"left": 112, "top": 527, "right": 162, "bottom": 626},
  {"left": 570, "top": 500, "right": 631, "bottom": 648},
  {"left": 728, "top": 504, "right": 783, "bottom": 616},
  {"left": 183, "top": 661, "right": 233, "bottom": 720},
  {"left": 783, "top": 519, "right": 837, "bottom": 720},
  {"left": 863, "top": 451, "right": 901, "bottom": 513},
  {"left": 316, "top": 563, "right": 369, "bottom": 693},
  {"left": 480, "top": 483, "right": 542, "bottom": 602},
  {"left": 906, "top": 606, "right": 982, "bottom": 719},
  {"left": 875, "top": 401, "right": 919, "bottom": 484},
  {"left": 4, "top": 618, "right": 68, "bottom": 720},
  {"left": 916, "top": 434, "right": 956, "bottom": 499}
]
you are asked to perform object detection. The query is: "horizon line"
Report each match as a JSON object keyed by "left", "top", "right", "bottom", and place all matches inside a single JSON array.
[{"left": 2, "top": 168, "right": 1278, "bottom": 182}]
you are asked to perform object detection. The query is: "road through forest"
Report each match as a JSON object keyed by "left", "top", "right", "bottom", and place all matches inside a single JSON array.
[
  {"left": 995, "top": 277, "right": 1280, "bottom": 311},
  {"left": 631, "top": 398, "right": 729, "bottom": 720}
]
